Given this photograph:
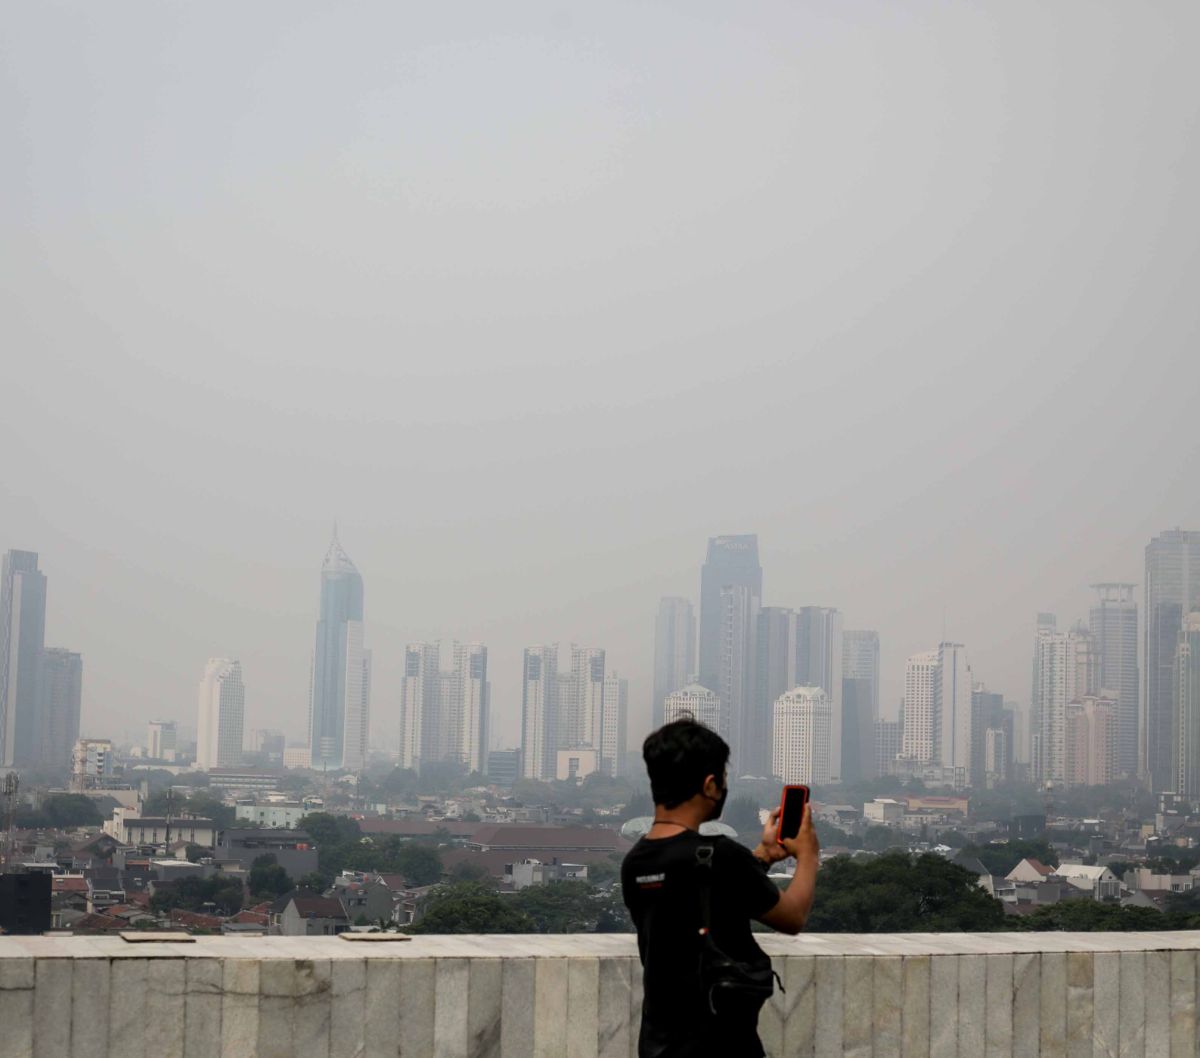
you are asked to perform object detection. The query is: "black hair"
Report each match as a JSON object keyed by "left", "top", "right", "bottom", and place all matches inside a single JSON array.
[{"left": 642, "top": 718, "right": 730, "bottom": 808}]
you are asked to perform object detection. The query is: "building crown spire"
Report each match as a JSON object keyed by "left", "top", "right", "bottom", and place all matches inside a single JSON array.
[{"left": 323, "top": 523, "right": 357, "bottom": 573}]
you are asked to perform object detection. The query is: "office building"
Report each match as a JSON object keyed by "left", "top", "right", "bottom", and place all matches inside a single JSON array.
[
  {"left": 147, "top": 719, "right": 178, "bottom": 762},
  {"left": 842, "top": 631, "right": 879, "bottom": 782},
  {"left": 196, "top": 658, "right": 245, "bottom": 771},
  {"left": 72, "top": 738, "right": 113, "bottom": 788},
  {"left": 875, "top": 717, "right": 902, "bottom": 777},
  {"left": 984, "top": 727, "right": 1009, "bottom": 787},
  {"left": 1177, "top": 614, "right": 1200, "bottom": 799},
  {"left": 971, "top": 685, "right": 1012, "bottom": 786},
  {"left": 698, "top": 535, "right": 762, "bottom": 699},
  {"left": 1066, "top": 695, "right": 1118, "bottom": 788},
  {"left": 486, "top": 749, "right": 521, "bottom": 787},
  {"left": 936, "top": 643, "right": 973, "bottom": 784},
  {"left": 308, "top": 529, "right": 370, "bottom": 771},
  {"left": 1029, "top": 612, "right": 1058, "bottom": 777},
  {"left": 520, "top": 646, "right": 559, "bottom": 780},
  {"left": 399, "top": 642, "right": 440, "bottom": 771},
  {"left": 1145, "top": 530, "right": 1200, "bottom": 791},
  {"left": 772, "top": 687, "right": 832, "bottom": 786},
  {"left": 38, "top": 649, "right": 81, "bottom": 772},
  {"left": 1, "top": 550, "right": 47, "bottom": 767},
  {"left": 1090, "top": 583, "right": 1139, "bottom": 779},
  {"left": 450, "top": 642, "right": 489, "bottom": 774},
  {"left": 663, "top": 684, "right": 722, "bottom": 733},
  {"left": 653, "top": 597, "right": 695, "bottom": 729},
  {"left": 252, "top": 729, "right": 284, "bottom": 766},
  {"left": 600, "top": 673, "right": 628, "bottom": 777},
  {"left": 1034, "top": 623, "right": 1098, "bottom": 786},
  {"left": 719, "top": 584, "right": 758, "bottom": 774},
  {"left": 564, "top": 645, "right": 606, "bottom": 752},
  {"left": 754, "top": 608, "right": 798, "bottom": 779},
  {"left": 796, "top": 607, "right": 843, "bottom": 781}
]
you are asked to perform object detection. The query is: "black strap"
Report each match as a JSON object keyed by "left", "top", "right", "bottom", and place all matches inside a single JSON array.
[{"left": 695, "top": 843, "right": 715, "bottom": 933}]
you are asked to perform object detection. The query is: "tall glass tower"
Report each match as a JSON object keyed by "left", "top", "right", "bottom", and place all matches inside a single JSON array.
[
  {"left": 1090, "top": 583, "right": 1139, "bottom": 780},
  {"left": 1, "top": 550, "right": 47, "bottom": 767},
  {"left": 308, "top": 529, "right": 368, "bottom": 770}
]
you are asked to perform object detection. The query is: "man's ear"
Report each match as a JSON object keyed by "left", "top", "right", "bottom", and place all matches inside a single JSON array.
[{"left": 702, "top": 774, "right": 720, "bottom": 799}]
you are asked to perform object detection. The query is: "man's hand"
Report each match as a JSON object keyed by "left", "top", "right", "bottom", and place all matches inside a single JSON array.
[
  {"left": 779, "top": 803, "right": 819, "bottom": 863},
  {"left": 752, "top": 807, "right": 790, "bottom": 865}
]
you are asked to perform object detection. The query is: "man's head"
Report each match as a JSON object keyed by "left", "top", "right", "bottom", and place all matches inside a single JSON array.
[{"left": 642, "top": 718, "right": 730, "bottom": 820}]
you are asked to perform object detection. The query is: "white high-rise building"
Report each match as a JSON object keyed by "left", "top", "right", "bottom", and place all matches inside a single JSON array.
[
  {"left": 936, "top": 643, "right": 973, "bottom": 785},
  {"left": 653, "top": 598, "right": 696, "bottom": 730},
  {"left": 1090, "top": 583, "right": 1139, "bottom": 779},
  {"left": 720, "top": 585, "right": 758, "bottom": 772},
  {"left": 901, "top": 651, "right": 939, "bottom": 762},
  {"left": 1034, "top": 624, "right": 1098, "bottom": 786},
  {"left": 521, "top": 646, "right": 559, "bottom": 780},
  {"left": 400, "top": 642, "right": 488, "bottom": 774},
  {"left": 147, "top": 719, "right": 177, "bottom": 762},
  {"left": 772, "top": 686, "right": 832, "bottom": 786},
  {"left": 196, "top": 659, "right": 245, "bottom": 771},
  {"left": 600, "top": 673, "right": 628, "bottom": 777},
  {"left": 566, "top": 646, "right": 606, "bottom": 751},
  {"left": 663, "top": 684, "right": 722, "bottom": 732}
]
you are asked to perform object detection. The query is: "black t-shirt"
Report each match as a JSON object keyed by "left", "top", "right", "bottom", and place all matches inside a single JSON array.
[{"left": 621, "top": 831, "right": 782, "bottom": 1058}]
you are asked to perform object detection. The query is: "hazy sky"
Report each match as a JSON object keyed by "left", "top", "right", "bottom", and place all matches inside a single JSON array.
[{"left": 3, "top": 2, "right": 1199, "bottom": 755}]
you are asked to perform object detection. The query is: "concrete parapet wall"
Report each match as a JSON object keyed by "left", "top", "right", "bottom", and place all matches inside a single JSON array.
[{"left": 1, "top": 932, "right": 1198, "bottom": 1056}]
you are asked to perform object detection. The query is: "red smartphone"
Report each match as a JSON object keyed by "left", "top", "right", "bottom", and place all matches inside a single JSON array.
[{"left": 777, "top": 785, "right": 810, "bottom": 843}]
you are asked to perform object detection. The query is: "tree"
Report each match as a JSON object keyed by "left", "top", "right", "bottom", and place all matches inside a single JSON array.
[
  {"left": 1016, "top": 901, "right": 1164, "bottom": 932},
  {"left": 805, "top": 853, "right": 1007, "bottom": 932},
  {"left": 619, "top": 793, "right": 653, "bottom": 824},
  {"left": 959, "top": 839, "right": 1059, "bottom": 877},
  {"left": 297, "top": 872, "right": 331, "bottom": 893},
  {"left": 393, "top": 845, "right": 443, "bottom": 887},
  {"left": 298, "top": 812, "right": 362, "bottom": 848},
  {"left": 449, "top": 861, "right": 489, "bottom": 883},
  {"left": 514, "top": 881, "right": 603, "bottom": 932},
  {"left": 862, "top": 825, "right": 902, "bottom": 852},
  {"left": 149, "top": 873, "right": 244, "bottom": 916},
  {"left": 814, "top": 820, "right": 861, "bottom": 850},
  {"left": 17, "top": 793, "right": 103, "bottom": 829},
  {"left": 408, "top": 883, "right": 535, "bottom": 934},
  {"left": 586, "top": 859, "right": 619, "bottom": 887},
  {"left": 248, "top": 854, "right": 292, "bottom": 898}
]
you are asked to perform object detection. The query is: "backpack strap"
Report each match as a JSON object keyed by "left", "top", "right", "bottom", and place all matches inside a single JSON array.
[{"left": 695, "top": 843, "right": 715, "bottom": 934}]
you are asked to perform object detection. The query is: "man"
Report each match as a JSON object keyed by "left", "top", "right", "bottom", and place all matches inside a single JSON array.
[{"left": 622, "top": 718, "right": 819, "bottom": 1058}]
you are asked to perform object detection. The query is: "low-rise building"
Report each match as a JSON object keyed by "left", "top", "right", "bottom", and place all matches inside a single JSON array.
[
  {"left": 234, "top": 801, "right": 306, "bottom": 829},
  {"left": 272, "top": 893, "right": 349, "bottom": 936},
  {"left": 216, "top": 829, "right": 318, "bottom": 878},
  {"left": 863, "top": 799, "right": 904, "bottom": 825},
  {"left": 1053, "top": 863, "right": 1121, "bottom": 901},
  {"left": 508, "top": 858, "right": 589, "bottom": 890}
]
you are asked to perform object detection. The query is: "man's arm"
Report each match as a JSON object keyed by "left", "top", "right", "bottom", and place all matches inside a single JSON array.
[{"left": 757, "top": 803, "right": 819, "bottom": 935}]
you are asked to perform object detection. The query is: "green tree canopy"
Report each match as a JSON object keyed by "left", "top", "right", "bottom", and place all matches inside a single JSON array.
[
  {"left": 1015, "top": 901, "right": 1164, "bottom": 932},
  {"left": 805, "top": 853, "right": 1007, "bottom": 932},
  {"left": 248, "top": 854, "right": 292, "bottom": 898},
  {"left": 958, "top": 839, "right": 1060, "bottom": 877},
  {"left": 149, "top": 873, "right": 244, "bottom": 916},
  {"left": 407, "top": 883, "right": 535, "bottom": 934}
]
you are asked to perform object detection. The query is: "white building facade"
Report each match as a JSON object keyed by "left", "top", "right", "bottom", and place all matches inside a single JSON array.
[
  {"left": 663, "top": 684, "right": 722, "bottom": 733},
  {"left": 196, "top": 658, "right": 245, "bottom": 771},
  {"left": 772, "top": 686, "right": 832, "bottom": 786}
]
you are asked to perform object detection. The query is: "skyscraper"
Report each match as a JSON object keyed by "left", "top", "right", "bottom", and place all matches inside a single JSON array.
[
  {"left": 1144, "top": 530, "right": 1200, "bottom": 792},
  {"left": 772, "top": 686, "right": 832, "bottom": 787},
  {"left": 698, "top": 535, "right": 762, "bottom": 695},
  {"left": 755, "top": 607, "right": 799, "bottom": 778},
  {"left": 796, "top": 607, "right": 843, "bottom": 781},
  {"left": 1034, "top": 623, "right": 1098, "bottom": 786},
  {"left": 719, "top": 584, "right": 758, "bottom": 774},
  {"left": 971, "top": 684, "right": 1011, "bottom": 786},
  {"left": 842, "top": 630, "right": 880, "bottom": 782},
  {"left": 521, "top": 645, "right": 559, "bottom": 780},
  {"left": 564, "top": 646, "right": 606, "bottom": 751},
  {"left": 1090, "top": 583, "right": 1139, "bottom": 779},
  {"left": 39, "top": 648, "right": 81, "bottom": 772},
  {"left": 400, "top": 642, "right": 489, "bottom": 774},
  {"left": 1176, "top": 614, "right": 1200, "bottom": 798},
  {"left": 653, "top": 598, "right": 695, "bottom": 730},
  {"left": 875, "top": 717, "right": 902, "bottom": 777},
  {"left": 901, "top": 651, "right": 939, "bottom": 763},
  {"left": 0, "top": 550, "right": 47, "bottom": 767},
  {"left": 600, "top": 673, "right": 628, "bottom": 777},
  {"left": 196, "top": 658, "right": 245, "bottom": 771},
  {"left": 147, "top": 719, "right": 177, "bottom": 762},
  {"left": 1066, "top": 696, "right": 1118, "bottom": 788},
  {"left": 936, "top": 643, "right": 973, "bottom": 785},
  {"left": 308, "top": 529, "right": 369, "bottom": 770}
]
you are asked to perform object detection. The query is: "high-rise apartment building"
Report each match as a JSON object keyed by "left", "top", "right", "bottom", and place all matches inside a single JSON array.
[
  {"left": 936, "top": 643, "right": 973, "bottom": 785},
  {"left": 901, "top": 651, "right": 939, "bottom": 763},
  {"left": 653, "top": 598, "right": 695, "bottom": 730},
  {"left": 564, "top": 646, "right": 606, "bottom": 751},
  {"left": 39, "top": 649, "right": 81, "bottom": 772},
  {"left": 308, "top": 530, "right": 370, "bottom": 771},
  {"left": 772, "top": 686, "right": 832, "bottom": 786},
  {"left": 663, "top": 684, "right": 722, "bottom": 733},
  {"left": 1, "top": 550, "right": 47, "bottom": 767},
  {"left": 1034, "top": 623, "right": 1098, "bottom": 786},
  {"left": 719, "top": 585, "right": 758, "bottom": 774},
  {"left": 600, "top": 673, "right": 628, "bottom": 777},
  {"left": 796, "top": 607, "right": 843, "bottom": 781},
  {"left": 147, "top": 719, "right": 177, "bottom": 762},
  {"left": 842, "top": 631, "right": 879, "bottom": 783},
  {"left": 971, "top": 685, "right": 1011, "bottom": 786},
  {"left": 521, "top": 646, "right": 559, "bottom": 780},
  {"left": 399, "top": 642, "right": 488, "bottom": 774},
  {"left": 1066, "top": 695, "right": 1117, "bottom": 787},
  {"left": 698, "top": 535, "right": 761, "bottom": 699},
  {"left": 196, "top": 659, "right": 245, "bottom": 771},
  {"left": 1090, "top": 583, "right": 1139, "bottom": 779},
  {"left": 1176, "top": 614, "right": 1200, "bottom": 798},
  {"left": 1145, "top": 530, "right": 1200, "bottom": 792}
]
